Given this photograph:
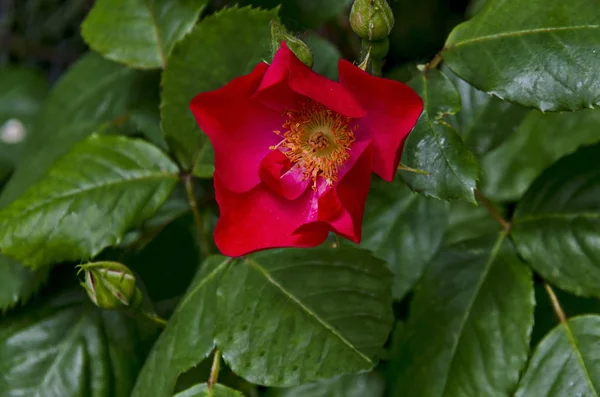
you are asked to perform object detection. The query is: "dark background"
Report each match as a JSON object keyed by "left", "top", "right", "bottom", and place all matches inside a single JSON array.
[{"left": 0, "top": 0, "right": 472, "bottom": 82}]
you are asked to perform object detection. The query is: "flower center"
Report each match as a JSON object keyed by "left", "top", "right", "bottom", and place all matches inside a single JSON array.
[{"left": 270, "top": 101, "right": 356, "bottom": 188}]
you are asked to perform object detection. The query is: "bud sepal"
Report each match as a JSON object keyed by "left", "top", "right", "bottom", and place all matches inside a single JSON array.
[{"left": 270, "top": 20, "right": 314, "bottom": 68}]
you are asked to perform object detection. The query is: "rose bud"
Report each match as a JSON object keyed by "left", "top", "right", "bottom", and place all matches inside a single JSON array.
[{"left": 78, "top": 261, "right": 143, "bottom": 310}]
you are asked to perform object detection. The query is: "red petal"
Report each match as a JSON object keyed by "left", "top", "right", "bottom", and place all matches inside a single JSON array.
[
  {"left": 254, "top": 42, "right": 366, "bottom": 119},
  {"left": 213, "top": 176, "right": 329, "bottom": 257},
  {"left": 338, "top": 60, "right": 423, "bottom": 181},
  {"left": 294, "top": 145, "right": 373, "bottom": 242},
  {"left": 190, "top": 63, "right": 283, "bottom": 193},
  {"left": 259, "top": 150, "right": 310, "bottom": 200}
]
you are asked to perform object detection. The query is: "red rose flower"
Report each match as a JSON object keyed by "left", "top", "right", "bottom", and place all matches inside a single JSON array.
[{"left": 190, "top": 42, "right": 423, "bottom": 257}]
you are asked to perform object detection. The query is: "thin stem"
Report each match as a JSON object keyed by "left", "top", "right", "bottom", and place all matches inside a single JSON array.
[
  {"left": 544, "top": 282, "right": 567, "bottom": 324},
  {"left": 208, "top": 349, "right": 222, "bottom": 389},
  {"left": 475, "top": 189, "right": 511, "bottom": 231},
  {"left": 334, "top": 234, "right": 341, "bottom": 248},
  {"left": 183, "top": 174, "right": 212, "bottom": 256},
  {"left": 423, "top": 51, "right": 443, "bottom": 72},
  {"left": 141, "top": 311, "right": 168, "bottom": 328}
]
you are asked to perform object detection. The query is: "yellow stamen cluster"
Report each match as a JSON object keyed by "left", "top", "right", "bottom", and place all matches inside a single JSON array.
[{"left": 270, "top": 101, "right": 356, "bottom": 188}]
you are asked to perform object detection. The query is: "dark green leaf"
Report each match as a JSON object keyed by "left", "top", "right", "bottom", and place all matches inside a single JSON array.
[
  {"left": 512, "top": 142, "right": 600, "bottom": 297},
  {"left": 360, "top": 176, "right": 449, "bottom": 300},
  {"left": 0, "top": 67, "right": 49, "bottom": 173},
  {"left": 0, "top": 53, "right": 140, "bottom": 207},
  {"left": 0, "top": 134, "right": 178, "bottom": 268},
  {"left": 444, "top": 67, "right": 528, "bottom": 156},
  {"left": 0, "top": 289, "right": 144, "bottom": 397},
  {"left": 161, "top": 5, "right": 277, "bottom": 169},
  {"left": 515, "top": 315, "right": 600, "bottom": 396},
  {"left": 216, "top": 247, "right": 394, "bottom": 387},
  {"left": 401, "top": 69, "right": 479, "bottom": 203},
  {"left": 0, "top": 53, "right": 142, "bottom": 309},
  {"left": 267, "top": 372, "right": 385, "bottom": 397},
  {"left": 482, "top": 109, "right": 600, "bottom": 201},
  {"left": 304, "top": 33, "right": 341, "bottom": 80},
  {"left": 0, "top": 256, "right": 49, "bottom": 312},
  {"left": 466, "top": 0, "right": 488, "bottom": 17},
  {"left": 444, "top": 200, "right": 500, "bottom": 246},
  {"left": 444, "top": 0, "right": 600, "bottom": 111},
  {"left": 385, "top": 64, "right": 420, "bottom": 84},
  {"left": 132, "top": 256, "right": 231, "bottom": 397},
  {"left": 532, "top": 284, "right": 600, "bottom": 347},
  {"left": 82, "top": 0, "right": 209, "bottom": 69},
  {"left": 389, "top": 233, "right": 534, "bottom": 396},
  {"left": 174, "top": 383, "right": 243, "bottom": 397},
  {"left": 123, "top": 214, "right": 200, "bottom": 302}
]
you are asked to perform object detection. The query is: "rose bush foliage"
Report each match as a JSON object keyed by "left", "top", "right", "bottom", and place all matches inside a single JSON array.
[{"left": 1, "top": 0, "right": 600, "bottom": 396}]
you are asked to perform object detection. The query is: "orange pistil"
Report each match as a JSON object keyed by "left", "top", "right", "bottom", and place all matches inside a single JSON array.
[{"left": 270, "top": 101, "right": 356, "bottom": 188}]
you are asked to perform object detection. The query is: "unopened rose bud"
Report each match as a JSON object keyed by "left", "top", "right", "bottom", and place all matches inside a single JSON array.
[
  {"left": 78, "top": 261, "right": 142, "bottom": 310},
  {"left": 350, "top": 0, "right": 395, "bottom": 41},
  {"left": 270, "top": 20, "right": 314, "bottom": 68}
]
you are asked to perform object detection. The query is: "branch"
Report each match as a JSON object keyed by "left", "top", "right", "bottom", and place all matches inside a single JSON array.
[
  {"left": 544, "top": 282, "right": 567, "bottom": 324},
  {"left": 475, "top": 189, "right": 511, "bottom": 231},
  {"left": 183, "top": 173, "right": 212, "bottom": 256}
]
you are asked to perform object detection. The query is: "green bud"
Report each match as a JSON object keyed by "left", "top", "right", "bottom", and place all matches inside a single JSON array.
[
  {"left": 361, "top": 37, "right": 390, "bottom": 61},
  {"left": 350, "top": 0, "right": 395, "bottom": 41},
  {"left": 78, "top": 261, "right": 142, "bottom": 310},
  {"left": 270, "top": 20, "right": 313, "bottom": 68}
]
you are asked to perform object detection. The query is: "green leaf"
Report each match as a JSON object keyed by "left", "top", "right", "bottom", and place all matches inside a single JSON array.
[
  {"left": 0, "top": 289, "right": 144, "bottom": 397},
  {"left": 444, "top": 67, "right": 528, "bottom": 156},
  {"left": 389, "top": 233, "right": 534, "bottom": 396},
  {"left": 0, "top": 134, "right": 178, "bottom": 268},
  {"left": 0, "top": 54, "right": 141, "bottom": 309},
  {"left": 132, "top": 256, "right": 231, "bottom": 397},
  {"left": 532, "top": 285, "right": 600, "bottom": 347},
  {"left": 267, "top": 372, "right": 385, "bottom": 397},
  {"left": 0, "top": 53, "right": 140, "bottom": 207},
  {"left": 482, "top": 109, "right": 600, "bottom": 201},
  {"left": 512, "top": 142, "right": 600, "bottom": 297},
  {"left": 443, "top": 0, "right": 600, "bottom": 111},
  {"left": 401, "top": 69, "right": 479, "bottom": 203},
  {"left": 466, "top": 0, "right": 488, "bottom": 17},
  {"left": 360, "top": 176, "right": 449, "bottom": 300},
  {"left": 0, "top": 67, "right": 49, "bottom": 172},
  {"left": 161, "top": 5, "right": 277, "bottom": 169},
  {"left": 515, "top": 315, "right": 600, "bottom": 396},
  {"left": 0, "top": 256, "right": 50, "bottom": 312},
  {"left": 304, "top": 33, "right": 341, "bottom": 80},
  {"left": 216, "top": 247, "right": 394, "bottom": 387},
  {"left": 82, "top": 0, "right": 209, "bottom": 69},
  {"left": 444, "top": 200, "right": 500, "bottom": 246},
  {"left": 174, "top": 383, "right": 243, "bottom": 397}
]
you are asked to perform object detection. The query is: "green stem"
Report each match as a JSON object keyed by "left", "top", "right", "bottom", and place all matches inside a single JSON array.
[
  {"left": 141, "top": 311, "right": 168, "bottom": 328},
  {"left": 475, "top": 189, "right": 511, "bottom": 231},
  {"left": 183, "top": 174, "right": 212, "bottom": 256},
  {"left": 423, "top": 51, "right": 443, "bottom": 72},
  {"left": 544, "top": 282, "right": 567, "bottom": 324},
  {"left": 208, "top": 349, "right": 222, "bottom": 390}
]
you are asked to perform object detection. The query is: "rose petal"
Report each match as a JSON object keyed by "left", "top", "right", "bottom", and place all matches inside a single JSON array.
[
  {"left": 338, "top": 60, "right": 423, "bottom": 181},
  {"left": 294, "top": 144, "right": 374, "bottom": 242},
  {"left": 190, "top": 62, "right": 283, "bottom": 193},
  {"left": 259, "top": 150, "right": 310, "bottom": 200},
  {"left": 254, "top": 42, "right": 365, "bottom": 119},
  {"left": 214, "top": 176, "right": 329, "bottom": 257}
]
